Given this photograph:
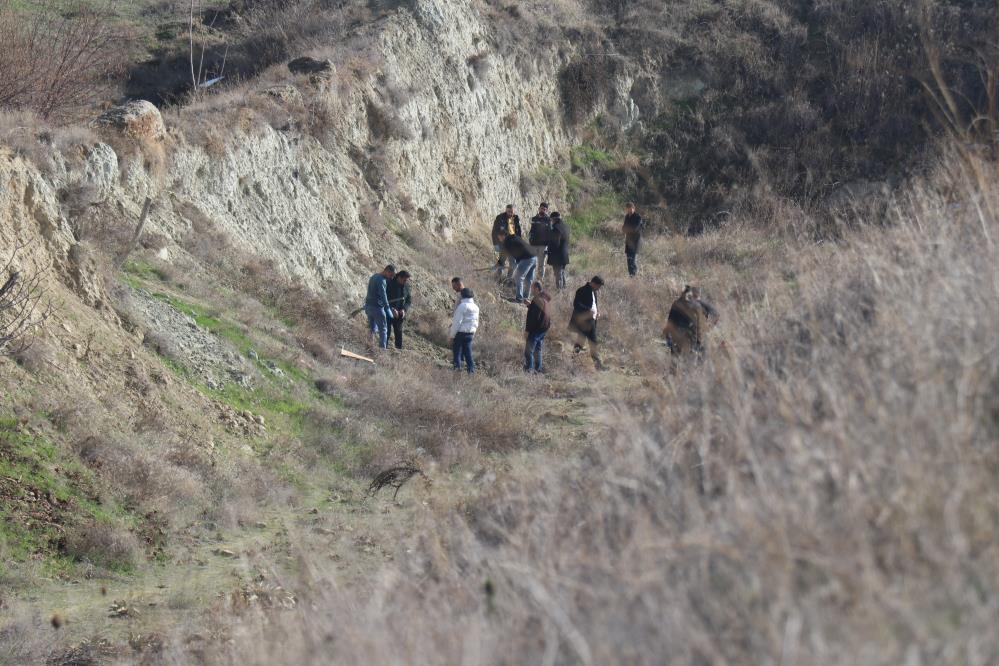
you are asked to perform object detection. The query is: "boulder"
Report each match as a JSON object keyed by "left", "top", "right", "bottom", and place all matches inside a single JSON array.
[
  {"left": 288, "top": 57, "right": 334, "bottom": 77},
  {"left": 94, "top": 101, "right": 165, "bottom": 142}
]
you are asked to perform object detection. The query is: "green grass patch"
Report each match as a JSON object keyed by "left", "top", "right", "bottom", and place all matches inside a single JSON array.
[
  {"left": 124, "top": 259, "right": 170, "bottom": 283},
  {"left": 0, "top": 417, "right": 133, "bottom": 571},
  {"left": 566, "top": 192, "right": 622, "bottom": 237},
  {"left": 571, "top": 144, "right": 614, "bottom": 170}
]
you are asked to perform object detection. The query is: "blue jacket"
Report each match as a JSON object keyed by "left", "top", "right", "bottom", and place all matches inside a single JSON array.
[{"left": 365, "top": 273, "right": 393, "bottom": 320}]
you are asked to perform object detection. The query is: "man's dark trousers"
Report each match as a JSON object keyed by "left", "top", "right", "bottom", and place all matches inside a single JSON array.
[{"left": 388, "top": 317, "right": 404, "bottom": 349}]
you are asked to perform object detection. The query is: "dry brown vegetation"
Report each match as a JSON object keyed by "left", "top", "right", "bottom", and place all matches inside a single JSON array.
[
  {"left": 154, "top": 148, "right": 999, "bottom": 666},
  {"left": 1, "top": 0, "right": 998, "bottom": 663},
  {"left": 0, "top": 0, "right": 128, "bottom": 120}
]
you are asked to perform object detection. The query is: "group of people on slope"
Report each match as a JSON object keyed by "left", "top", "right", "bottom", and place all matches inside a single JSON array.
[
  {"left": 491, "top": 200, "right": 647, "bottom": 303},
  {"left": 441, "top": 273, "right": 605, "bottom": 374},
  {"left": 491, "top": 202, "right": 573, "bottom": 298},
  {"left": 362, "top": 200, "right": 718, "bottom": 375}
]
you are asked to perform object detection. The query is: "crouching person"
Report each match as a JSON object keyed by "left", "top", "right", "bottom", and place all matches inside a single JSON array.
[
  {"left": 524, "top": 281, "right": 551, "bottom": 373},
  {"left": 663, "top": 285, "right": 719, "bottom": 356},
  {"left": 449, "top": 287, "right": 479, "bottom": 373}
]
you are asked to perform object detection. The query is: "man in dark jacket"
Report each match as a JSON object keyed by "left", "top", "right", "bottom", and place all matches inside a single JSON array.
[
  {"left": 528, "top": 202, "right": 552, "bottom": 281},
  {"left": 523, "top": 281, "right": 551, "bottom": 373},
  {"left": 498, "top": 229, "right": 537, "bottom": 302},
  {"left": 569, "top": 276, "right": 606, "bottom": 369},
  {"left": 386, "top": 270, "right": 412, "bottom": 350},
  {"left": 491, "top": 204, "right": 521, "bottom": 282},
  {"left": 622, "top": 202, "right": 645, "bottom": 277},
  {"left": 663, "top": 285, "right": 719, "bottom": 356},
  {"left": 546, "top": 211, "right": 570, "bottom": 290}
]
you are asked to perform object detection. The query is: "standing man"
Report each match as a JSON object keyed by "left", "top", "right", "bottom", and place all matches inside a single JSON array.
[
  {"left": 569, "top": 275, "right": 606, "bottom": 370},
  {"left": 524, "top": 281, "right": 551, "bottom": 374},
  {"left": 491, "top": 205, "right": 521, "bottom": 282},
  {"left": 622, "top": 202, "right": 645, "bottom": 277},
  {"left": 547, "top": 211, "right": 570, "bottom": 290},
  {"left": 365, "top": 264, "right": 395, "bottom": 350},
  {"left": 386, "top": 270, "right": 412, "bottom": 350},
  {"left": 528, "top": 202, "right": 552, "bottom": 281},
  {"left": 449, "top": 287, "right": 480, "bottom": 374},
  {"left": 497, "top": 229, "right": 536, "bottom": 303}
]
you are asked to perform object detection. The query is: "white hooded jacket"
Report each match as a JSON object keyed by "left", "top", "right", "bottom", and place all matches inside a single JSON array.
[{"left": 449, "top": 298, "right": 480, "bottom": 337}]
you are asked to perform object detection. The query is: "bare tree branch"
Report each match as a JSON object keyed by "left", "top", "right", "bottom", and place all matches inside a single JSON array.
[{"left": 0, "top": 243, "right": 52, "bottom": 356}]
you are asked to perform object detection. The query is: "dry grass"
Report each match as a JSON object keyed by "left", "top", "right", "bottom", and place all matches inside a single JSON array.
[{"left": 154, "top": 151, "right": 999, "bottom": 665}]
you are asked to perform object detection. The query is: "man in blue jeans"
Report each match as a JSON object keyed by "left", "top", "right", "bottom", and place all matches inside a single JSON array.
[
  {"left": 497, "top": 229, "right": 536, "bottom": 302},
  {"left": 523, "top": 281, "right": 551, "bottom": 373},
  {"left": 365, "top": 264, "right": 395, "bottom": 349},
  {"left": 449, "top": 288, "right": 480, "bottom": 373}
]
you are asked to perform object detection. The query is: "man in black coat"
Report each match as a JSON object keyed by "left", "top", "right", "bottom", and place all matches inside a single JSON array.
[
  {"left": 528, "top": 202, "right": 552, "bottom": 281},
  {"left": 523, "top": 281, "right": 551, "bottom": 373},
  {"left": 622, "top": 202, "right": 645, "bottom": 277},
  {"left": 386, "top": 270, "right": 412, "bottom": 350},
  {"left": 491, "top": 204, "right": 521, "bottom": 282},
  {"left": 546, "top": 211, "right": 570, "bottom": 290},
  {"left": 569, "top": 275, "right": 606, "bottom": 370}
]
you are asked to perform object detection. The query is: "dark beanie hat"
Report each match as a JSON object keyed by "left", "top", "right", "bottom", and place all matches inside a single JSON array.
[{"left": 460, "top": 287, "right": 474, "bottom": 299}]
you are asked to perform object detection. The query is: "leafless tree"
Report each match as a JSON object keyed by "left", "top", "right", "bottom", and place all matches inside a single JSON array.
[
  {"left": 0, "top": 244, "right": 51, "bottom": 356},
  {"left": 0, "top": 0, "right": 127, "bottom": 119}
]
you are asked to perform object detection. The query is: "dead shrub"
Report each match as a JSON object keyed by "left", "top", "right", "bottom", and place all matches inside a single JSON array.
[
  {"left": 0, "top": 0, "right": 128, "bottom": 120},
  {"left": 61, "top": 519, "right": 141, "bottom": 569}
]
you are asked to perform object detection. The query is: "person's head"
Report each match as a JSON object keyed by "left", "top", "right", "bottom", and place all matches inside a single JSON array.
[
  {"left": 625, "top": 202, "right": 636, "bottom": 214},
  {"left": 682, "top": 285, "right": 700, "bottom": 301},
  {"left": 551, "top": 211, "right": 561, "bottom": 220},
  {"left": 382, "top": 264, "right": 396, "bottom": 278},
  {"left": 460, "top": 287, "right": 474, "bottom": 300},
  {"left": 505, "top": 204, "right": 515, "bottom": 217},
  {"left": 538, "top": 202, "right": 549, "bottom": 215},
  {"left": 451, "top": 277, "right": 463, "bottom": 292},
  {"left": 590, "top": 275, "right": 605, "bottom": 291},
  {"left": 531, "top": 281, "right": 543, "bottom": 296},
  {"left": 395, "top": 270, "right": 410, "bottom": 284}
]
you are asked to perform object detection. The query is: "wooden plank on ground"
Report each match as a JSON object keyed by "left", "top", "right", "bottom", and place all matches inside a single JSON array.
[{"left": 341, "top": 347, "right": 375, "bottom": 364}]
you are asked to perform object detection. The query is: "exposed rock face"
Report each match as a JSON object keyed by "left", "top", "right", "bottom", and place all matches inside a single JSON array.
[
  {"left": 3, "top": 0, "right": 648, "bottom": 301},
  {"left": 94, "top": 101, "right": 166, "bottom": 142}
]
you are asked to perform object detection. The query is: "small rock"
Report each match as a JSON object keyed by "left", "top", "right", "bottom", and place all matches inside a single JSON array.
[
  {"left": 252, "top": 415, "right": 264, "bottom": 425},
  {"left": 213, "top": 548, "right": 237, "bottom": 558},
  {"left": 288, "top": 57, "right": 334, "bottom": 76},
  {"left": 248, "top": 349, "right": 259, "bottom": 360},
  {"left": 253, "top": 521, "right": 267, "bottom": 529}
]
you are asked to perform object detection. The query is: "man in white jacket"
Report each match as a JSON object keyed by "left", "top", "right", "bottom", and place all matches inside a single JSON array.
[{"left": 449, "top": 287, "right": 480, "bottom": 374}]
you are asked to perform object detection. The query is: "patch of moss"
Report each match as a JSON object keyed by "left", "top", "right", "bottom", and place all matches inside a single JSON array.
[{"left": 0, "top": 417, "right": 134, "bottom": 571}]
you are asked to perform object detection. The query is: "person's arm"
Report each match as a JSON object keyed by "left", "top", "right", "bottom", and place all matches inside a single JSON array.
[
  {"left": 449, "top": 303, "right": 462, "bottom": 340},
  {"left": 701, "top": 300, "right": 719, "bottom": 323}
]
